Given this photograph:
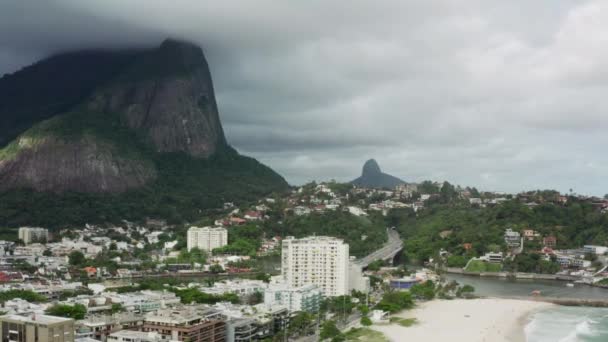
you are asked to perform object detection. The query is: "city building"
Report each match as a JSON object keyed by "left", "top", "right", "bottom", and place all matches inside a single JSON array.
[
  {"left": 389, "top": 277, "right": 420, "bottom": 290},
  {"left": 107, "top": 330, "right": 162, "bottom": 342},
  {"left": 196, "top": 280, "right": 265, "bottom": 298},
  {"left": 504, "top": 229, "right": 522, "bottom": 248},
  {"left": 281, "top": 236, "right": 349, "bottom": 297},
  {"left": 348, "top": 263, "right": 370, "bottom": 293},
  {"left": 0, "top": 314, "right": 74, "bottom": 342},
  {"left": 543, "top": 236, "right": 557, "bottom": 248},
  {"left": 18, "top": 227, "right": 49, "bottom": 245},
  {"left": 187, "top": 227, "right": 228, "bottom": 253},
  {"left": 480, "top": 252, "right": 503, "bottom": 263},
  {"left": 141, "top": 308, "right": 226, "bottom": 342},
  {"left": 76, "top": 313, "right": 143, "bottom": 341},
  {"left": 583, "top": 245, "right": 608, "bottom": 255},
  {"left": 263, "top": 283, "right": 323, "bottom": 313}
]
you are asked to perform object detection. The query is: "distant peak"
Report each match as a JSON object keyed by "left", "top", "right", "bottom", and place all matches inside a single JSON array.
[{"left": 362, "top": 159, "right": 381, "bottom": 175}]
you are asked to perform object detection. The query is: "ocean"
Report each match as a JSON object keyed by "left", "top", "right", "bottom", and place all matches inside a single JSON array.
[
  {"left": 525, "top": 306, "right": 608, "bottom": 342},
  {"left": 443, "top": 274, "right": 608, "bottom": 341}
]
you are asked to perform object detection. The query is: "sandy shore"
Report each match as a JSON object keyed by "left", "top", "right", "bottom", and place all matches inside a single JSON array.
[{"left": 371, "top": 298, "right": 552, "bottom": 342}]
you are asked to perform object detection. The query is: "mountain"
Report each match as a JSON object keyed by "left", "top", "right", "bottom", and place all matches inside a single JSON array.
[
  {"left": 350, "top": 159, "right": 405, "bottom": 189},
  {"left": 0, "top": 39, "right": 288, "bottom": 227}
]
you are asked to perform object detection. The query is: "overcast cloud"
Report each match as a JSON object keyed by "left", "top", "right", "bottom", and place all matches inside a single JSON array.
[{"left": 1, "top": 0, "right": 608, "bottom": 195}]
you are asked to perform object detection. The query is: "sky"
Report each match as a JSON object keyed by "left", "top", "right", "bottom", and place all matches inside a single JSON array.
[{"left": 1, "top": 0, "right": 608, "bottom": 195}]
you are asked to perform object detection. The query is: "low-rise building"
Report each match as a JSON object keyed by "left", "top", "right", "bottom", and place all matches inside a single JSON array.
[
  {"left": 504, "top": 229, "right": 521, "bottom": 248},
  {"left": 583, "top": 245, "right": 608, "bottom": 255},
  {"left": 263, "top": 283, "right": 323, "bottom": 313},
  {"left": 107, "top": 330, "right": 162, "bottom": 342},
  {"left": 543, "top": 236, "right": 557, "bottom": 248},
  {"left": 0, "top": 314, "right": 74, "bottom": 342},
  {"left": 141, "top": 308, "right": 225, "bottom": 342},
  {"left": 76, "top": 313, "right": 143, "bottom": 341},
  {"left": 480, "top": 252, "right": 503, "bottom": 263}
]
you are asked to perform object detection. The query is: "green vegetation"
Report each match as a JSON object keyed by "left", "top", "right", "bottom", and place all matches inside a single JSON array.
[
  {"left": 464, "top": 260, "right": 502, "bottom": 273},
  {"left": 322, "top": 296, "right": 356, "bottom": 320},
  {"left": 389, "top": 317, "right": 417, "bottom": 327},
  {"left": 46, "top": 304, "right": 87, "bottom": 319},
  {"left": 110, "top": 303, "right": 125, "bottom": 314},
  {"left": 165, "top": 248, "right": 207, "bottom": 266},
  {"left": 503, "top": 253, "right": 560, "bottom": 274},
  {"left": 366, "top": 260, "right": 387, "bottom": 271},
  {"left": 266, "top": 211, "right": 387, "bottom": 257},
  {"left": 343, "top": 328, "right": 388, "bottom": 342},
  {"left": 68, "top": 251, "right": 86, "bottom": 266},
  {"left": 0, "top": 139, "right": 287, "bottom": 228},
  {"left": 389, "top": 195, "right": 608, "bottom": 264},
  {"left": 320, "top": 320, "right": 342, "bottom": 341},
  {"left": 213, "top": 224, "right": 262, "bottom": 257},
  {"left": 376, "top": 291, "right": 414, "bottom": 313},
  {"left": 172, "top": 287, "right": 239, "bottom": 305},
  {"left": 360, "top": 316, "right": 372, "bottom": 326},
  {"left": 409, "top": 280, "right": 436, "bottom": 300},
  {"left": 288, "top": 312, "right": 316, "bottom": 338},
  {"left": 0, "top": 290, "right": 46, "bottom": 303}
]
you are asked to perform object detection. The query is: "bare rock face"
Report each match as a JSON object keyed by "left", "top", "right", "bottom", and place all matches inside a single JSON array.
[
  {"left": 88, "top": 39, "right": 227, "bottom": 157},
  {"left": 0, "top": 39, "right": 236, "bottom": 194},
  {"left": 0, "top": 136, "right": 156, "bottom": 193}
]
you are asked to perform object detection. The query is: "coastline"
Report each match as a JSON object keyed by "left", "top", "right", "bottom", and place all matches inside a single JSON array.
[{"left": 371, "top": 298, "right": 553, "bottom": 342}]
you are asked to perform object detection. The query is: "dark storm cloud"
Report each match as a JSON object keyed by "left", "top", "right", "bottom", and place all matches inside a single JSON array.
[{"left": 1, "top": 0, "right": 608, "bottom": 195}]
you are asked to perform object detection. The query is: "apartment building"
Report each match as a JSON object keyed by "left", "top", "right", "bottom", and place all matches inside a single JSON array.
[
  {"left": 263, "top": 283, "right": 323, "bottom": 313},
  {"left": 187, "top": 227, "right": 228, "bottom": 252},
  {"left": 141, "top": 308, "right": 225, "bottom": 342},
  {"left": 281, "top": 236, "right": 349, "bottom": 297},
  {"left": 0, "top": 314, "right": 74, "bottom": 342},
  {"left": 18, "top": 227, "right": 49, "bottom": 245}
]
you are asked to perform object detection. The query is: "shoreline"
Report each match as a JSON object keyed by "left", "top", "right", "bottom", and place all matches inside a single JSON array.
[{"left": 370, "top": 298, "right": 553, "bottom": 342}]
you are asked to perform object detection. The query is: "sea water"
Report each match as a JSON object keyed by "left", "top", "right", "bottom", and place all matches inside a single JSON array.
[{"left": 525, "top": 306, "right": 608, "bottom": 342}]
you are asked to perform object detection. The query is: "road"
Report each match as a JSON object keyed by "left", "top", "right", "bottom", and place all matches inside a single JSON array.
[{"left": 353, "top": 228, "right": 403, "bottom": 267}]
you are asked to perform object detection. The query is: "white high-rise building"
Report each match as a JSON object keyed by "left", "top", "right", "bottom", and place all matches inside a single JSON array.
[
  {"left": 187, "top": 226, "right": 228, "bottom": 252},
  {"left": 281, "top": 236, "right": 349, "bottom": 297},
  {"left": 18, "top": 227, "right": 49, "bottom": 244}
]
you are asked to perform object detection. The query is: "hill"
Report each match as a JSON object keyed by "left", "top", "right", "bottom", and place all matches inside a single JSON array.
[
  {"left": 0, "top": 39, "right": 288, "bottom": 227},
  {"left": 351, "top": 159, "right": 405, "bottom": 189}
]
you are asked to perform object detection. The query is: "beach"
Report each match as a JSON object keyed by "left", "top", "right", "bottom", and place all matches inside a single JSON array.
[{"left": 371, "top": 298, "right": 553, "bottom": 342}]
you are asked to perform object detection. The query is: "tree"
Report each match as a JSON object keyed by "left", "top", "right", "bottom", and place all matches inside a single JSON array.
[
  {"left": 255, "top": 272, "right": 271, "bottom": 283},
  {"left": 320, "top": 320, "right": 341, "bottom": 341},
  {"left": 209, "top": 264, "right": 224, "bottom": 274},
  {"left": 110, "top": 303, "right": 124, "bottom": 314},
  {"left": 360, "top": 316, "right": 372, "bottom": 326},
  {"left": 376, "top": 291, "right": 413, "bottom": 313},
  {"left": 46, "top": 304, "right": 87, "bottom": 319},
  {"left": 246, "top": 291, "right": 263, "bottom": 305},
  {"left": 68, "top": 251, "right": 86, "bottom": 266},
  {"left": 410, "top": 281, "right": 436, "bottom": 300},
  {"left": 357, "top": 304, "right": 370, "bottom": 316},
  {"left": 289, "top": 312, "right": 315, "bottom": 337}
]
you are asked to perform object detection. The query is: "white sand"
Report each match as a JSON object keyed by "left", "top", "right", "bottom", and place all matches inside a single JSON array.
[{"left": 371, "top": 298, "right": 552, "bottom": 342}]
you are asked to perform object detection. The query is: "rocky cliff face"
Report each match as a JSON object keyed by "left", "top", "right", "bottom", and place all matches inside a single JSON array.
[
  {"left": 0, "top": 135, "right": 156, "bottom": 193},
  {"left": 88, "top": 39, "right": 226, "bottom": 157},
  {"left": 0, "top": 39, "right": 234, "bottom": 193},
  {"left": 351, "top": 159, "right": 405, "bottom": 189}
]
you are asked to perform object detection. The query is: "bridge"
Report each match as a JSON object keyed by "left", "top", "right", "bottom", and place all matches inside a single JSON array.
[{"left": 353, "top": 228, "right": 403, "bottom": 267}]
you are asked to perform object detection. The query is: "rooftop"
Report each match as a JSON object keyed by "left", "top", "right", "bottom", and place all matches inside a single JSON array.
[{"left": 1, "top": 314, "right": 72, "bottom": 324}]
